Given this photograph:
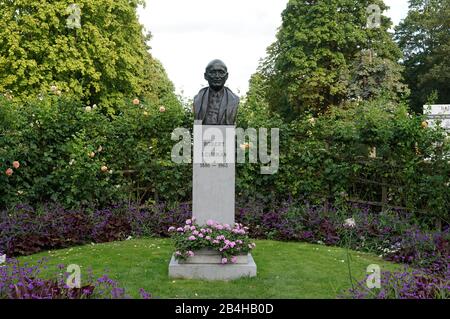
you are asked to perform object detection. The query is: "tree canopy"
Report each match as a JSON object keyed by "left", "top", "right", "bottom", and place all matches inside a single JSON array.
[
  {"left": 0, "top": 0, "right": 178, "bottom": 113},
  {"left": 260, "top": 0, "right": 406, "bottom": 120},
  {"left": 395, "top": 0, "right": 450, "bottom": 113}
]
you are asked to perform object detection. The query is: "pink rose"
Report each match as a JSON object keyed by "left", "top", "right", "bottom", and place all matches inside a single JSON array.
[
  {"left": 192, "top": 230, "right": 199, "bottom": 236},
  {"left": 185, "top": 219, "right": 192, "bottom": 225},
  {"left": 13, "top": 161, "right": 20, "bottom": 169},
  {"left": 205, "top": 236, "right": 211, "bottom": 241},
  {"left": 190, "top": 226, "right": 196, "bottom": 231},
  {"left": 168, "top": 226, "right": 176, "bottom": 232},
  {"left": 175, "top": 251, "right": 182, "bottom": 256},
  {"left": 213, "top": 240, "right": 219, "bottom": 244},
  {"left": 177, "top": 227, "right": 184, "bottom": 232},
  {"left": 159, "top": 106, "right": 166, "bottom": 113},
  {"left": 221, "top": 258, "right": 228, "bottom": 264},
  {"left": 198, "top": 233, "right": 204, "bottom": 238},
  {"left": 5, "top": 168, "right": 13, "bottom": 176},
  {"left": 188, "top": 236, "right": 196, "bottom": 241},
  {"left": 207, "top": 220, "right": 215, "bottom": 226},
  {"left": 215, "top": 224, "right": 224, "bottom": 230},
  {"left": 229, "top": 242, "right": 236, "bottom": 248},
  {"left": 231, "top": 256, "right": 238, "bottom": 264},
  {"left": 187, "top": 251, "right": 194, "bottom": 257}
]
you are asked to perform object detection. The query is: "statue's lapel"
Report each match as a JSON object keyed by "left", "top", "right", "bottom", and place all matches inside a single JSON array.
[
  {"left": 218, "top": 88, "right": 228, "bottom": 125},
  {"left": 199, "top": 88, "right": 209, "bottom": 121}
]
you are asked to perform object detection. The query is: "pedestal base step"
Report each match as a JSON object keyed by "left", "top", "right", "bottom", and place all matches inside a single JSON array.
[{"left": 168, "top": 254, "right": 257, "bottom": 281}]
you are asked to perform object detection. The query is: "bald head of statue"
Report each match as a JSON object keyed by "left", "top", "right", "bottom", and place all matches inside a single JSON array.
[{"left": 204, "top": 59, "right": 229, "bottom": 92}]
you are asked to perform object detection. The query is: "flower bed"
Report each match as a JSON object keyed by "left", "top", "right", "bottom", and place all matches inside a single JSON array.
[
  {"left": 344, "top": 263, "right": 450, "bottom": 299},
  {"left": 1, "top": 200, "right": 448, "bottom": 298},
  {"left": 0, "top": 257, "right": 151, "bottom": 299}
]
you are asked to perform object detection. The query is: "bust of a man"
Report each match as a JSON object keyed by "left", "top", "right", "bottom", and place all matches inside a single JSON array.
[{"left": 193, "top": 59, "right": 240, "bottom": 125}]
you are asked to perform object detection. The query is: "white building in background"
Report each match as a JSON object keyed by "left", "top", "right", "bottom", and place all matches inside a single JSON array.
[{"left": 424, "top": 105, "right": 450, "bottom": 132}]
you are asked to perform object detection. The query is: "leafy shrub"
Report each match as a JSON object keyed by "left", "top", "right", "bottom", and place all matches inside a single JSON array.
[
  {"left": 238, "top": 95, "right": 449, "bottom": 227},
  {"left": 0, "top": 94, "right": 188, "bottom": 209}
]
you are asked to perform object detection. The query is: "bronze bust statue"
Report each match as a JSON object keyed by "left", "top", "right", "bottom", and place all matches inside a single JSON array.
[{"left": 193, "top": 59, "right": 239, "bottom": 125}]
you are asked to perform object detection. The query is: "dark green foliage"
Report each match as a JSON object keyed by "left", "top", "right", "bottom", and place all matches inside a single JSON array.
[
  {"left": 260, "top": 0, "right": 405, "bottom": 120},
  {"left": 396, "top": 0, "right": 450, "bottom": 113}
]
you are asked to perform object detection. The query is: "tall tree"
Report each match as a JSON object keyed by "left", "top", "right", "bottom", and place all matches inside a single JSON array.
[
  {"left": 260, "top": 0, "right": 404, "bottom": 120},
  {"left": 395, "top": 0, "right": 450, "bottom": 113},
  {"left": 0, "top": 0, "right": 178, "bottom": 113}
]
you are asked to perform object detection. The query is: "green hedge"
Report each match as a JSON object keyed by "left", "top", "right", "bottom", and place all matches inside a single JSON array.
[
  {"left": 0, "top": 94, "right": 190, "bottom": 208},
  {"left": 1, "top": 94, "right": 448, "bottom": 226},
  {"left": 237, "top": 96, "right": 449, "bottom": 226}
]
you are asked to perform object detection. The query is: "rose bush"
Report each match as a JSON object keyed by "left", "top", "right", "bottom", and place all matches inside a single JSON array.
[{"left": 0, "top": 94, "right": 189, "bottom": 209}]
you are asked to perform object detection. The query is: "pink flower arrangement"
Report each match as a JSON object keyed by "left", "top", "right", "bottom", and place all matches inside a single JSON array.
[{"left": 169, "top": 219, "right": 255, "bottom": 262}]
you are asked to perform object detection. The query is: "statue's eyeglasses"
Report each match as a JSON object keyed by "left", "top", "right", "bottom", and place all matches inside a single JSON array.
[{"left": 207, "top": 70, "right": 227, "bottom": 77}]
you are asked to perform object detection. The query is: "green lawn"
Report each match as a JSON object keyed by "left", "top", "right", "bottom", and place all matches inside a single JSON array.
[{"left": 18, "top": 238, "right": 400, "bottom": 299}]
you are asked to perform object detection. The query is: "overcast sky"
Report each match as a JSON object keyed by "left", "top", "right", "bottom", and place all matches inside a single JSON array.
[{"left": 138, "top": 0, "right": 410, "bottom": 98}]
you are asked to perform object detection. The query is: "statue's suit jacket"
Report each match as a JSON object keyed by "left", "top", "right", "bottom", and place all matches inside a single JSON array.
[{"left": 193, "top": 87, "right": 240, "bottom": 125}]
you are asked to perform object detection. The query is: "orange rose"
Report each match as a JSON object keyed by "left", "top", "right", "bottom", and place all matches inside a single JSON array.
[
  {"left": 101, "top": 166, "right": 108, "bottom": 172},
  {"left": 133, "top": 98, "right": 140, "bottom": 105},
  {"left": 13, "top": 161, "right": 20, "bottom": 169}
]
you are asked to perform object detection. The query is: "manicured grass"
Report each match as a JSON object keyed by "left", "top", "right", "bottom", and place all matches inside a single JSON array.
[{"left": 18, "top": 238, "right": 400, "bottom": 299}]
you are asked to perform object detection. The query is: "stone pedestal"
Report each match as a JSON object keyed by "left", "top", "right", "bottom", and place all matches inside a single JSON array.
[
  {"left": 168, "top": 123, "right": 257, "bottom": 280},
  {"left": 169, "top": 250, "right": 257, "bottom": 281},
  {"left": 192, "top": 124, "right": 235, "bottom": 226}
]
